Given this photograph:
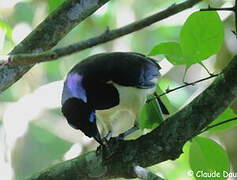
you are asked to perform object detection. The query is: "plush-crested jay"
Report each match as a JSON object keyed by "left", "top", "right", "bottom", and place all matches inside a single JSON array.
[{"left": 61, "top": 52, "right": 168, "bottom": 145}]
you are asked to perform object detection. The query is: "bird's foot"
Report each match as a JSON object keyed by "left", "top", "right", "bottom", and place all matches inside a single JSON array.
[
  {"left": 96, "top": 139, "right": 109, "bottom": 157},
  {"left": 99, "top": 131, "right": 112, "bottom": 147},
  {"left": 95, "top": 131, "right": 113, "bottom": 156},
  {"left": 96, "top": 127, "right": 139, "bottom": 159},
  {"left": 96, "top": 136, "right": 123, "bottom": 161}
]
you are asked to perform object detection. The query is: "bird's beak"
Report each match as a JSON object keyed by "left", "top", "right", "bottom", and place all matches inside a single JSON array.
[{"left": 93, "top": 127, "right": 106, "bottom": 146}]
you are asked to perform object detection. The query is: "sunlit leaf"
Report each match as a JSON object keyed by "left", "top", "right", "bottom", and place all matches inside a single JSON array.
[
  {"left": 180, "top": 11, "right": 224, "bottom": 64},
  {"left": 148, "top": 12, "right": 224, "bottom": 66},
  {"left": 148, "top": 42, "right": 186, "bottom": 65},
  {"left": 189, "top": 137, "right": 230, "bottom": 180}
]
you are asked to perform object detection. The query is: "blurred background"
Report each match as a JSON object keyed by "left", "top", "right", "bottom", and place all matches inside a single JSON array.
[{"left": 0, "top": 0, "right": 237, "bottom": 179}]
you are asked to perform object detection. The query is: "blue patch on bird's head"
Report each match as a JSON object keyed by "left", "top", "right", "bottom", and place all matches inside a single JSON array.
[{"left": 62, "top": 73, "right": 87, "bottom": 104}]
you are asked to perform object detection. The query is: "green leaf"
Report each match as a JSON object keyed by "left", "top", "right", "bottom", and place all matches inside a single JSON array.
[
  {"left": 208, "top": 108, "right": 237, "bottom": 132},
  {"left": 148, "top": 42, "right": 186, "bottom": 65},
  {"left": 180, "top": 11, "right": 224, "bottom": 64},
  {"left": 189, "top": 137, "right": 230, "bottom": 180},
  {"left": 139, "top": 95, "right": 163, "bottom": 129}
]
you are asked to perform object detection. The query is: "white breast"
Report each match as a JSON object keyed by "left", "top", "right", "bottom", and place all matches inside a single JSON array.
[{"left": 96, "top": 79, "right": 157, "bottom": 138}]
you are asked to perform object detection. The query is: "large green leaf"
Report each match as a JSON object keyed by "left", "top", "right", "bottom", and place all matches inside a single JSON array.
[
  {"left": 189, "top": 137, "right": 230, "bottom": 180},
  {"left": 149, "top": 11, "right": 224, "bottom": 66},
  {"left": 180, "top": 11, "right": 224, "bottom": 64},
  {"left": 148, "top": 42, "right": 186, "bottom": 65}
]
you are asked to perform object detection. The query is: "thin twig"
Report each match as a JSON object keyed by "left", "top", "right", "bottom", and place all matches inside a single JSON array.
[
  {"left": 0, "top": 0, "right": 202, "bottom": 66},
  {"left": 200, "top": 6, "right": 234, "bottom": 12},
  {"left": 199, "top": 117, "right": 237, "bottom": 134},
  {"left": 147, "top": 73, "right": 220, "bottom": 102},
  {"left": 199, "top": 62, "right": 213, "bottom": 76}
]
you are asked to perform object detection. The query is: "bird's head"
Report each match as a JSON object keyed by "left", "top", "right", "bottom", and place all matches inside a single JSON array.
[{"left": 61, "top": 98, "right": 102, "bottom": 144}]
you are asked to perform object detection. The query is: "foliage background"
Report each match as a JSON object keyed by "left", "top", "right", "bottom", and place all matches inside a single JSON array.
[{"left": 0, "top": 0, "right": 237, "bottom": 179}]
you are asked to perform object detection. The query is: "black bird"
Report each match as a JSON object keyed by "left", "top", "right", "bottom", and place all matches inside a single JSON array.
[{"left": 61, "top": 52, "right": 168, "bottom": 145}]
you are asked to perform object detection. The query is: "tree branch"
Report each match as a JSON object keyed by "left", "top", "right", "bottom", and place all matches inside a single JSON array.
[
  {"left": 0, "top": 0, "right": 110, "bottom": 93},
  {"left": 0, "top": 0, "right": 201, "bottom": 66},
  {"left": 25, "top": 54, "right": 237, "bottom": 179}
]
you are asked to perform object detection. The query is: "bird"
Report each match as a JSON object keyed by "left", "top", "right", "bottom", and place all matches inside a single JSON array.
[{"left": 61, "top": 52, "right": 168, "bottom": 145}]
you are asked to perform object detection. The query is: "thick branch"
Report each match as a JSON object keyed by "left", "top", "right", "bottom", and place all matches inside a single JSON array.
[
  {"left": 25, "top": 55, "right": 237, "bottom": 179},
  {"left": 0, "top": 0, "right": 201, "bottom": 66},
  {"left": 0, "top": 0, "right": 110, "bottom": 92}
]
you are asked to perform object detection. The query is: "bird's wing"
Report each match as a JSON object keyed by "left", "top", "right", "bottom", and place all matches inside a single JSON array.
[
  {"left": 86, "top": 83, "right": 120, "bottom": 110},
  {"left": 110, "top": 53, "right": 161, "bottom": 89}
]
